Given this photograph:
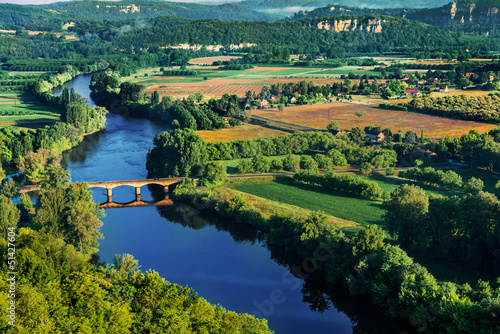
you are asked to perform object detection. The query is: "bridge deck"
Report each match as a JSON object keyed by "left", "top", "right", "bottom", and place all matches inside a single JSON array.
[{"left": 19, "top": 177, "right": 187, "bottom": 194}]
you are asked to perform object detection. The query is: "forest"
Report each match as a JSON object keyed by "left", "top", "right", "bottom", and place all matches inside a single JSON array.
[{"left": 407, "top": 94, "right": 500, "bottom": 122}]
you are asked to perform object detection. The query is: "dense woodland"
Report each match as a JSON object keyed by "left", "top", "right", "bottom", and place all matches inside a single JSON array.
[
  {"left": 407, "top": 94, "right": 500, "bottom": 122},
  {"left": 0, "top": 176, "right": 271, "bottom": 333}
]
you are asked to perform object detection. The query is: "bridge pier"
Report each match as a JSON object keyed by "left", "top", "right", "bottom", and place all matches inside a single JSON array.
[
  {"left": 107, "top": 188, "right": 113, "bottom": 203},
  {"left": 135, "top": 187, "right": 141, "bottom": 201},
  {"left": 164, "top": 185, "right": 169, "bottom": 195}
]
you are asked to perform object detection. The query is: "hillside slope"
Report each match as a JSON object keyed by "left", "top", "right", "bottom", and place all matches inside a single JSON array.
[
  {"left": 44, "top": 0, "right": 278, "bottom": 21},
  {"left": 0, "top": 4, "right": 77, "bottom": 31}
]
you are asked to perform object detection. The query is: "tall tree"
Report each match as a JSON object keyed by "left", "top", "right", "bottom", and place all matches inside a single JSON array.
[
  {"left": 384, "top": 184, "right": 429, "bottom": 248},
  {"left": 0, "top": 194, "right": 20, "bottom": 239}
]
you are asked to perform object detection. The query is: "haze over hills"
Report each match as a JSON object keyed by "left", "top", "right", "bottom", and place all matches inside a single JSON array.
[{"left": 238, "top": 0, "right": 450, "bottom": 15}]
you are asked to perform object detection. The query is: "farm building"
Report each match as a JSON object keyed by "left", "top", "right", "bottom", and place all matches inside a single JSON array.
[
  {"left": 405, "top": 88, "right": 421, "bottom": 97},
  {"left": 365, "top": 129, "right": 385, "bottom": 142}
]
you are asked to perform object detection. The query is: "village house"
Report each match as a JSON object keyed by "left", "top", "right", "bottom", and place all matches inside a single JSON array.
[
  {"left": 436, "top": 57, "right": 442, "bottom": 60},
  {"left": 365, "top": 129, "right": 385, "bottom": 142},
  {"left": 289, "top": 97, "right": 297, "bottom": 104},
  {"left": 405, "top": 87, "right": 421, "bottom": 97},
  {"left": 259, "top": 99, "right": 269, "bottom": 108},
  {"left": 271, "top": 95, "right": 279, "bottom": 100},
  {"left": 465, "top": 72, "right": 475, "bottom": 78}
]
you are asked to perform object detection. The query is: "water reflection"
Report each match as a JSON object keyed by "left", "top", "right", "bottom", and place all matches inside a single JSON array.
[{"left": 154, "top": 202, "right": 417, "bottom": 334}]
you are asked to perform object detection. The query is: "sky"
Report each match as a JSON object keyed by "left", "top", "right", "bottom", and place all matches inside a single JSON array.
[{"left": 0, "top": 0, "right": 241, "bottom": 4}]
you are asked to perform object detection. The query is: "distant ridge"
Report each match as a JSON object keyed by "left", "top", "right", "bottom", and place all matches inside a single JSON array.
[
  {"left": 239, "top": 0, "right": 449, "bottom": 16},
  {"left": 44, "top": 0, "right": 278, "bottom": 21}
]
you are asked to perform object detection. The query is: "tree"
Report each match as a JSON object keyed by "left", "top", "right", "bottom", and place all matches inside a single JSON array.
[
  {"left": 34, "top": 183, "right": 104, "bottom": 255},
  {"left": 113, "top": 253, "right": 141, "bottom": 276},
  {"left": 464, "top": 177, "right": 484, "bottom": 195},
  {"left": 151, "top": 91, "right": 160, "bottom": 105},
  {"left": 327, "top": 121, "right": 340, "bottom": 131},
  {"left": 300, "top": 155, "right": 318, "bottom": 174},
  {"left": 200, "top": 161, "right": 227, "bottom": 187},
  {"left": 355, "top": 111, "right": 364, "bottom": 119},
  {"left": 384, "top": 184, "right": 429, "bottom": 248},
  {"left": 349, "top": 127, "right": 367, "bottom": 144},
  {"left": 352, "top": 224, "right": 385, "bottom": 256},
  {"left": 404, "top": 131, "right": 417, "bottom": 144},
  {"left": 359, "top": 162, "right": 372, "bottom": 175},
  {"left": 329, "top": 149, "right": 348, "bottom": 167},
  {"left": 39, "top": 165, "right": 71, "bottom": 189},
  {"left": 260, "top": 85, "right": 271, "bottom": 101},
  {"left": 146, "top": 129, "right": 207, "bottom": 177},
  {"left": 283, "top": 154, "right": 300, "bottom": 172},
  {"left": 0, "top": 194, "right": 20, "bottom": 239},
  {"left": 252, "top": 155, "right": 271, "bottom": 172},
  {"left": 278, "top": 104, "right": 285, "bottom": 112}
]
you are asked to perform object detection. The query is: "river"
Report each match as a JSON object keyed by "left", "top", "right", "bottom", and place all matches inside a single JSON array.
[{"left": 58, "top": 74, "right": 414, "bottom": 334}]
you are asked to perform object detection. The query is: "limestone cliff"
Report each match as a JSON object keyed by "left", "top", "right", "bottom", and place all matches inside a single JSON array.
[{"left": 317, "top": 18, "right": 384, "bottom": 33}]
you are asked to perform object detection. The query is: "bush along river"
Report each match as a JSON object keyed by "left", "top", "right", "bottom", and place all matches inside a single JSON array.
[{"left": 59, "top": 74, "right": 415, "bottom": 334}]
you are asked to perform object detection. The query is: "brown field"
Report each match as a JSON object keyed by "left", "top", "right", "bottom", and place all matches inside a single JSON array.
[
  {"left": 197, "top": 123, "right": 290, "bottom": 143},
  {"left": 412, "top": 61, "right": 455, "bottom": 65},
  {"left": 188, "top": 56, "right": 242, "bottom": 65},
  {"left": 252, "top": 102, "right": 497, "bottom": 139},
  {"left": 145, "top": 77, "right": 340, "bottom": 99}
]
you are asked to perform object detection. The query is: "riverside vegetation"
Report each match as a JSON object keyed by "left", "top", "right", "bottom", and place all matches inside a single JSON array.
[{"left": 146, "top": 125, "right": 500, "bottom": 333}]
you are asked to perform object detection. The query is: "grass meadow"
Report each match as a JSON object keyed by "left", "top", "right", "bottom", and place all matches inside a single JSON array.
[{"left": 0, "top": 91, "right": 60, "bottom": 129}]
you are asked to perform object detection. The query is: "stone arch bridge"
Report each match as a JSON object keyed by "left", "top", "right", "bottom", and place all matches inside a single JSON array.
[{"left": 19, "top": 177, "right": 187, "bottom": 204}]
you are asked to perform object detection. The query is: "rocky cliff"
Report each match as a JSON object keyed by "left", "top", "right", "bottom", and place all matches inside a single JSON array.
[{"left": 317, "top": 18, "right": 384, "bottom": 33}]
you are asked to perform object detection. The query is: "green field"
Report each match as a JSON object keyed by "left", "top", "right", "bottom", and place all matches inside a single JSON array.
[
  {"left": 231, "top": 180, "right": 386, "bottom": 227},
  {"left": 0, "top": 91, "right": 61, "bottom": 129}
]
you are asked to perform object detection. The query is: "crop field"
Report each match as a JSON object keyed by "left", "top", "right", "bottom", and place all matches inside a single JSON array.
[
  {"left": 136, "top": 64, "right": 377, "bottom": 99},
  {"left": 231, "top": 180, "right": 386, "bottom": 227},
  {"left": 188, "top": 56, "right": 242, "bottom": 65},
  {"left": 197, "top": 123, "right": 290, "bottom": 143},
  {"left": 251, "top": 102, "right": 498, "bottom": 139},
  {"left": 0, "top": 92, "right": 60, "bottom": 129}
]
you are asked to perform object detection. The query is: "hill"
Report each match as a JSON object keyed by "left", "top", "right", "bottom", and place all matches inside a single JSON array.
[
  {"left": 0, "top": 4, "right": 77, "bottom": 31},
  {"left": 44, "top": 0, "right": 278, "bottom": 21},
  {"left": 90, "top": 14, "right": 463, "bottom": 56},
  {"left": 289, "top": 1, "right": 500, "bottom": 27}
]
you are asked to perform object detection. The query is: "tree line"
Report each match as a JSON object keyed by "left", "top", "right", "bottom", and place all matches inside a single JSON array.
[
  {"left": 90, "top": 72, "right": 238, "bottom": 129},
  {"left": 294, "top": 171, "right": 383, "bottom": 200}
]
